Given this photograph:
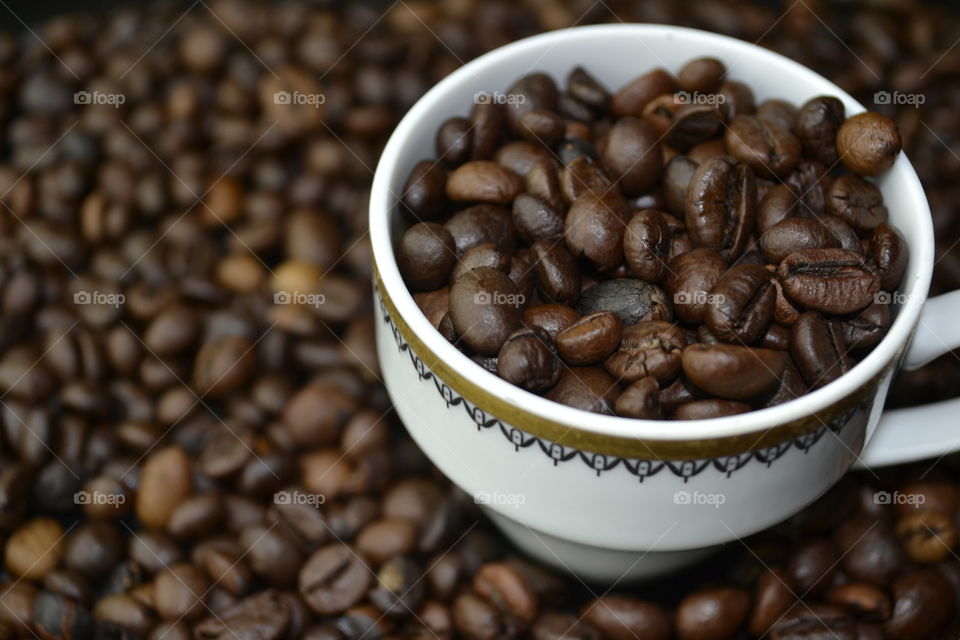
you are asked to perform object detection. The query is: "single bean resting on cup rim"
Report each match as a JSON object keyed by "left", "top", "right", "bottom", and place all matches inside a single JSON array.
[{"left": 397, "top": 58, "right": 909, "bottom": 420}]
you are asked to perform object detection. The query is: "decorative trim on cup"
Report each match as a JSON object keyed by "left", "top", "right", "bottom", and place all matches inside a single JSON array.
[{"left": 374, "top": 265, "right": 877, "bottom": 461}]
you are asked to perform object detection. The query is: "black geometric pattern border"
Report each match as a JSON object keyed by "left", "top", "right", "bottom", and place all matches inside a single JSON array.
[{"left": 377, "top": 285, "right": 857, "bottom": 481}]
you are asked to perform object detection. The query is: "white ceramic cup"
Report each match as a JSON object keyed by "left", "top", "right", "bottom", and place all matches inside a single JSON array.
[{"left": 369, "top": 24, "right": 960, "bottom": 582}]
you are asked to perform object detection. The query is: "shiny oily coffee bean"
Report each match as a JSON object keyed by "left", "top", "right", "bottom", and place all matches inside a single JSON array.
[
  {"left": 665, "top": 249, "right": 728, "bottom": 324},
  {"left": 576, "top": 279, "right": 671, "bottom": 327},
  {"left": 523, "top": 304, "right": 581, "bottom": 341},
  {"left": 842, "top": 301, "right": 890, "bottom": 350},
  {"left": 685, "top": 156, "right": 756, "bottom": 259},
  {"left": 579, "top": 595, "right": 670, "bottom": 640},
  {"left": 837, "top": 112, "right": 902, "bottom": 176},
  {"left": 614, "top": 377, "right": 661, "bottom": 419},
  {"left": 556, "top": 312, "right": 622, "bottom": 366},
  {"left": 436, "top": 117, "right": 472, "bottom": 166},
  {"left": 397, "top": 222, "right": 456, "bottom": 292},
  {"left": 869, "top": 223, "right": 909, "bottom": 292},
  {"left": 449, "top": 267, "right": 522, "bottom": 355},
  {"left": 770, "top": 603, "right": 855, "bottom": 640},
  {"left": 757, "top": 184, "right": 800, "bottom": 235},
  {"left": 681, "top": 343, "right": 786, "bottom": 400},
  {"left": 885, "top": 569, "right": 954, "bottom": 640},
  {"left": 895, "top": 510, "right": 957, "bottom": 563},
  {"left": 530, "top": 241, "right": 581, "bottom": 306},
  {"left": 604, "top": 321, "right": 688, "bottom": 384},
  {"left": 559, "top": 156, "right": 611, "bottom": 206},
  {"left": 825, "top": 174, "right": 888, "bottom": 231},
  {"left": 512, "top": 193, "right": 564, "bottom": 244},
  {"left": 756, "top": 99, "right": 798, "bottom": 132},
  {"left": 663, "top": 156, "right": 699, "bottom": 216},
  {"left": 675, "top": 586, "right": 750, "bottom": 640},
  {"left": 564, "top": 189, "right": 631, "bottom": 272},
  {"left": 724, "top": 115, "right": 802, "bottom": 179},
  {"left": 748, "top": 568, "right": 794, "bottom": 636},
  {"left": 298, "top": 544, "right": 370, "bottom": 616},
  {"left": 450, "top": 243, "right": 511, "bottom": 283},
  {"left": 599, "top": 116, "right": 662, "bottom": 196},
  {"left": 624, "top": 209, "right": 671, "bottom": 282},
  {"left": 497, "top": 328, "right": 560, "bottom": 393},
  {"left": 759, "top": 218, "right": 840, "bottom": 265},
  {"left": 677, "top": 57, "right": 726, "bottom": 94},
  {"left": 673, "top": 399, "right": 749, "bottom": 420},
  {"left": 778, "top": 248, "right": 880, "bottom": 315},
  {"left": 705, "top": 263, "right": 775, "bottom": 344},
  {"left": 473, "top": 562, "right": 539, "bottom": 626},
  {"left": 444, "top": 204, "right": 517, "bottom": 256},
  {"left": 791, "top": 311, "right": 853, "bottom": 388},
  {"left": 545, "top": 367, "right": 620, "bottom": 415},
  {"left": 446, "top": 160, "right": 523, "bottom": 205},
  {"left": 401, "top": 160, "right": 447, "bottom": 220},
  {"left": 825, "top": 583, "right": 891, "bottom": 621},
  {"left": 795, "top": 96, "right": 845, "bottom": 166}
]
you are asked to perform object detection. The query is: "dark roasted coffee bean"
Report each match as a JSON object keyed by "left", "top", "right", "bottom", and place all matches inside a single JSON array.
[
  {"left": 869, "top": 223, "right": 908, "bottom": 292},
  {"left": 663, "top": 156, "right": 699, "bottom": 217},
  {"left": 835, "top": 515, "right": 905, "bottom": 586},
  {"left": 820, "top": 215, "right": 864, "bottom": 255},
  {"left": 580, "top": 595, "right": 670, "bottom": 640},
  {"left": 471, "top": 102, "right": 505, "bottom": 161},
  {"left": 612, "top": 68, "right": 676, "bottom": 118},
  {"left": 685, "top": 156, "right": 756, "bottom": 259},
  {"left": 624, "top": 210, "right": 671, "bottom": 283},
  {"left": 682, "top": 343, "right": 786, "bottom": 400},
  {"left": 599, "top": 117, "right": 662, "bottom": 196},
  {"left": 436, "top": 118, "right": 472, "bottom": 166},
  {"left": 568, "top": 67, "right": 609, "bottom": 111},
  {"left": 34, "top": 590, "right": 94, "bottom": 640},
  {"left": 559, "top": 156, "right": 611, "bottom": 205},
  {"left": 757, "top": 184, "right": 800, "bottom": 235},
  {"left": 532, "top": 611, "right": 600, "bottom": 640},
  {"left": 447, "top": 161, "right": 523, "bottom": 204},
  {"left": 837, "top": 112, "right": 902, "bottom": 176},
  {"left": 495, "top": 141, "right": 554, "bottom": 177},
  {"left": 525, "top": 160, "right": 563, "bottom": 210},
  {"left": 452, "top": 592, "right": 506, "bottom": 640},
  {"left": 576, "top": 279, "right": 671, "bottom": 326},
  {"left": 444, "top": 205, "right": 517, "bottom": 256},
  {"left": 778, "top": 249, "right": 880, "bottom": 315},
  {"left": 154, "top": 563, "right": 209, "bottom": 621},
  {"left": 401, "top": 160, "right": 447, "bottom": 219},
  {"left": 504, "top": 73, "right": 559, "bottom": 134},
  {"left": 665, "top": 249, "right": 728, "bottom": 323},
  {"left": 895, "top": 510, "right": 957, "bottom": 563},
  {"left": 556, "top": 312, "right": 622, "bottom": 366},
  {"left": 760, "top": 323, "right": 791, "bottom": 351},
  {"left": 705, "top": 263, "right": 775, "bottom": 344},
  {"left": 299, "top": 545, "right": 371, "bottom": 616},
  {"left": 769, "top": 603, "right": 855, "bottom": 640},
  {"left": 451, "top": 243, "right": 511, "bottom": 283},
  {"left": 518, "top": 110, "right": 565, "bottom": 146},
  {"left": 497, "top": 329, "right": 559, "bottom": 393},
  {"left": 885, "top": 569, "right": 954, "bottom": 640},
  {"left": 545, "top": 367, "right": 620, "bottom": 415},
  {"left": 614, "top": 377, "right": 661, "bottom": 419},
  {"left": 787, "top": 538, "right": 837, "bottom": 596},
  {"left": 757, "top": 99, "right": 798, "bottom": 132},
  {"left": 449, "top": 267, "right": 523, "bottom": 355},
  {"left": 762, "top": 358, "right": 808, "bottom": 407},
  {"left": 194, "top": 590, "right": 289, "bottom": 640},
  {"left": 604, "top": 321, "right": 687, "bottom": 384},
  {"left": 725, "top": 115, "right": 802, "bottom": 179},
  {"left": 825, "top": 174, "right": 888, "bottom": 231},
  {"left": 368, "top": 557, "right": 425, "bottom": 618},
  {"left": 760, "top": 218, "right": 840, "bottom": 265},
  {"left": 523, "top": 304, "right": 581, "bottom": 341},
  {"left": 826, "top": 583, "right": 891, "bottom": 621},
  {"left": 473, "top": 563, "right": 539, "bottom": 627},
  {"left": 512, "top": 194, "right": 564, "bottom": 245},
  {"left": 4, "top": 517, "right": 64, "bottom": 581},
  {"left": 795, "top": 96, "right": 845, "bottom": 166},
  {"left": 790, "top": 311, "right": 852, "bottom": 388},
  {"left": 530, "top": 241, "right": 580, "bottom": 306},
  {"left": 675, "top": 587, "right": 750, "bottom": 640},
  {"left": 565, "top": 190, "right": 631, "bottom": 272},
  {"left": 749, "top": 569, "right": 794, "bottom": 636},
  {"left": 677, "top": 57, "right": 726, "bottom": 94},
  {"left": 842, "top": 302, "right": 890, "bottom": 350},
  {"left": 397, "top": 222, "right": 457, "bottom": 292}
]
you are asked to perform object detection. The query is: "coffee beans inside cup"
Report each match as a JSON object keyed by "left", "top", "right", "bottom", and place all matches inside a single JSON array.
[{"left": 397, "top": 59, "right": 908, "bottom": 419}]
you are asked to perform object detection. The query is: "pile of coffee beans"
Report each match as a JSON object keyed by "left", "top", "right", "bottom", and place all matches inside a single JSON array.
[
  {"left": 0, "top": 1, "right": 959, "bottom": 640},
  {"left": 398, "top": 60, "right": 909, "bottom": 419}
]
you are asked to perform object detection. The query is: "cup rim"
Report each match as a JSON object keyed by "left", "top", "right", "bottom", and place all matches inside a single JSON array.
[{"left": 369, "top": 23, "right": 934, "bottom": 444}]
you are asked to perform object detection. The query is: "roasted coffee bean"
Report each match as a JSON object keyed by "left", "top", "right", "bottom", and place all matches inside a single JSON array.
[
  {"left": 760, "top": 323, "right": 791, "bottom": 351},
  {"left": 436, "top": 118, "right": 473, "bottom": 166},
  {"left": 762, "top": 359, "right": 808, "bottom": 407},
  {"left": 885, "top": 569, "right": 954, "bottom": 640},
  {"left": 471, "top": 102, "right": 505, "bottom": 161},
  {"left": 512, "top": 194, "right": 564, "bottom": 245},
  {"left": 518, "top": 109, "right": 565, "bottom": 146},
  {"left": 769, "top": 603, "right": 855, "bottom": 640},
  {"left": 825, "top": 174, "right": 888, "bottom": 231},
  {"left": 842, "top": 302, "right": 890, "bottom": 350},
  {"left": 599, "top": 117, "right": 662, "bottom": 195},
  {"left": 568, "top": 67, "right": 609, "bottom": 111},
  {"left": 826, "top": 583, "right": 891, "bottom": 621},
  {"left": 580, "top": 595, "right": 670, "bottom": 640},
  {"left": 725, "top": 115, "right": 802, "bottom": 179},
  {"left": 154, "top": 563, "right": 209, "bottom": 621},
  {"left": 665, "top": 249, "right": 728, "bottom": 324},
  {"left": 820, "top": 215, "right": 864, "bottom": 255},
  {"left": 677, "top": 58, "right": 726, "bottom": 94},
  {"left": 452, "top": 592, "right": 507, "bottom": 640},
  {"left": 749, "top": 569, "right": 794, "bottom": 636},
  {"left": 705, "top": 263, "right": 775, "bottom": 344},
  {"left": 369, "top": 557, "right": 425, "bottom": 618},
  {"left": 790, "top": 311, "right": 853, "bottom": 388},
  {"left": 757, "top": 99, "right": 798, "bottom": 132},
  {"left": 397, "top": 222, "right": 457, "bottom": 292},
  {"left": 504, "top": 73, "right": 559, "bottom": 133},
  {"left": 525, "top": 160, "right": 563, "bottom": 210},
  {"left": 559, "top": 156, "right": 611, "bottom": 205},
  {"left": 788, "top": 538, "right": 837, "bottom": 596},
  {"left": 614, "top": 377, "right": 661, "bottom": 419},
  {"left": 473, "top": 563, "right": 539, "bottom": 626},
  {"left": 530, "top": 241, "right": 581, "bottom": 306},
  {"left": 624, "top": 210, "right": 671, "bottom": 282},
  {"left": 663, "top": 156, "right": 699, "bottom": 217},
  {"left": 757, "top": 184, "right": 800, "bottom": 235},
  {"left": 451, "top": 243, "right": 512, "bottom": 283},
  {"left": 835, "top": 515, "right": 905, "bottom": 586},
  {"left": 682, "top": 343, "right": 786, "bottom": 400},
  {"left": 401, "top": 160, "right": 447, "bottom": 220},
  {"left": 676, "top": 587, "right": 750, "bottom": 640},
  {"left": 604, "top": 321, "right": 687, "bottom": 383},
  {"left": 532, "top": 611, "right": 601, "bottom": 640},
  {"left": 34, "top": 590, "right": 94, "bottom": 640},
  {"left": 760, "top": 218, "right": 840, "bottom": 265},
  {"left": 449, "top": 267, "right": 523, "bottom": 355},
  {"left": 565, "top": 190, "right": 631, "bottom": 271},
  {"left": 495, "top": 141, "right": 554, "bottom": 177},
  {"left": 444, "top": 204, "right": 517, "bottom": 256},
  {"left": 576, "top": 279, "right": 671, "bottom": 326},
  {"left": 778, "top": 248, "right": 880, "bottom": 315},
  {"left": 4, "top": 517, "right": 64, "bottom": 581},
  {"left": 194, "top": 590, "right": 289, "bottom": 640},
  {"left": 556, "top": 312, "right": 622, "bottom": 366},
  {"left": 497, "top": 329, "right": 560, "bottom": 393},
  {"left": 612, "top": 68, "right": 676, "bottom": 118},
  {"left": 299, "top": 545, "right": 371, "bottom": 616},
  {"left": 685, "top": 156, "right": 756, "bottom": 259},
  {"left": 795, "top": 96, "right": 845, "bottom": 166},
  {"left": 523, "top": 304, "right": 581, "bottom": 341},
  {"left": 545, "top": 367, "right": 620, "bottom": 415},
  {"left": 837, "top": 112, "right": 902, "bottom": 176},
  {"left": 869, "top": 223, "right": 909, "bottom": 292},
  {"left": 447, "top": 160, "right": 523, "bottom": 204},
  {"left": 895, "top": 510, "right": 957, "bottom": 563}
]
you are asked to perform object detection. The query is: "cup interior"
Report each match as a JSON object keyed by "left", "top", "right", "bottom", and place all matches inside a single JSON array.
[{"left": 369, "top": 24, "right": 933, "bottom": 442}]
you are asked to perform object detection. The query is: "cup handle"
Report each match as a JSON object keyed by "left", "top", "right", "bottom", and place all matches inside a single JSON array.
[{"left": 856, "top": 289, "right": 960, "bottom": 468}]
